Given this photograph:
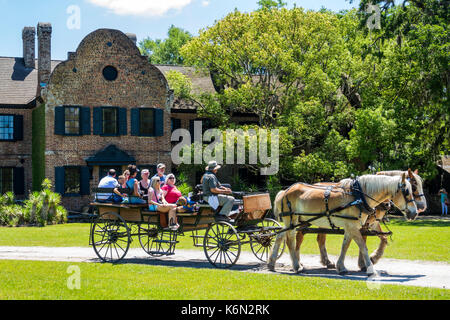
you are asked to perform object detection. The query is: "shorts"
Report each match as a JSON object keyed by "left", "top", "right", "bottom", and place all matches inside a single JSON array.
[{"left": 149, "top": 204, "right": 158, "bottom": 211}]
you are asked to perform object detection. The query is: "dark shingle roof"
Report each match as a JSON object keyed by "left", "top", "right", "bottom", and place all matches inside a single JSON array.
[{"left": 0, "top": 57, "right": 61, "bottom": 106}]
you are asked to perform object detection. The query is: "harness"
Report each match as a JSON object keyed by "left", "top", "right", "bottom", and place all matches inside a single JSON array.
[{"left": 279, "top": 178, "right": 375, "bottom": 231}]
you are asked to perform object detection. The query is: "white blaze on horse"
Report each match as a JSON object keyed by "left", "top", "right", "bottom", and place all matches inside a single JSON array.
[
  {"left": 267, "top": 174, "right": 418, "bottom": 276},
  {"left": 304, "top": 169, "right": 427, "bottom": 271}
]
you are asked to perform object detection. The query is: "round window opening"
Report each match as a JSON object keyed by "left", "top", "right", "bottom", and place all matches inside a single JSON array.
[{"left": 103, "top": 66, "right": 118, "bottom": 81}]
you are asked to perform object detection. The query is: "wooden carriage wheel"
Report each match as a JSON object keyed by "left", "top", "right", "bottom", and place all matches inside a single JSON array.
[
  {"left": 249, "top": 218, "right": 285, "bottom": 262},
  {"left": 91, "top": 212, "right": 131, "bottom": 263},
  {"left": 138, "top": 222, "right": 177, "bottom": 257},
  {"left": 203, "top": 221, "right": 241, "bottom": 268}
]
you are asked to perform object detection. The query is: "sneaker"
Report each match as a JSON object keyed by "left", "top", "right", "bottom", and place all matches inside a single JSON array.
[{"left": 169, "top": 223, "right": 179, "bottom": 231}]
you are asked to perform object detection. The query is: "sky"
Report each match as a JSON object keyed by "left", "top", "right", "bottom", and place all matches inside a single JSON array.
[{"left": 0, "top": 0, "right": 359, "bottom": 61}]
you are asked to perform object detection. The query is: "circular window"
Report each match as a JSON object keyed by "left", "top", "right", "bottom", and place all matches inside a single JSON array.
[{"left": 103, "top": 66, "right": 118, "bottom": 81}]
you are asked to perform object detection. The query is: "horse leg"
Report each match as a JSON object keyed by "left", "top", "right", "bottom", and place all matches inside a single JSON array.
[
  {"left": 336, "top": 233, "right": 352, "bottom": 275},
  {"left": 358, "top": 235, "right": 368, "bottom": 271},
  {"left": 370, "top": 223, "right": 388, "bottom": 265},
  {"left": 317, "top": 233, "right": 335, "bottom": 269},
  {"left": 286, "top": 229, "right": 302, "bottom": 273},
  {"left": 268, "top": 231, "right": 286, "bottom": 271},
  {"left": 352, "top": 229, "right": 377, "bottom": 276}
]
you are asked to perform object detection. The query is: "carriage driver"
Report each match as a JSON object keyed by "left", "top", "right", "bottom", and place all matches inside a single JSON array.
[{"left": 202, "top": 161, "right": 235, "bottom": 221}]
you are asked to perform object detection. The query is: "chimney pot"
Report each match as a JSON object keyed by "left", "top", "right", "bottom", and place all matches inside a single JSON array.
[{"left": 22, "top": 27, "right": 35, "bottom": 69}]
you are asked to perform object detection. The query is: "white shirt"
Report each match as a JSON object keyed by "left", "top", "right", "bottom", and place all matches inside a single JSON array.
[{"left": 97, "top": 176, "right": 119, "bottom": 200}]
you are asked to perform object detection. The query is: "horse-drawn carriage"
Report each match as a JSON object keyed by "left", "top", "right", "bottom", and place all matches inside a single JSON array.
[{"left": 89, "top": 187, "right": 285, "bottom": 268}]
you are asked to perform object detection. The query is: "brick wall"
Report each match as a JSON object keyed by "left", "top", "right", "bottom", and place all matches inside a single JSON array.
[
  {"left": 0, "top": 108, "right": 33, "bottom": 198},
  {"left": 44, "top": 29, "right": 173, "bottom": 211}
]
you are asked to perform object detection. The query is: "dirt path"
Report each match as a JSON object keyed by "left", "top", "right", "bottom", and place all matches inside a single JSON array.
[{"left": 0, "top": 246, "right": 448, "bottom": 289}]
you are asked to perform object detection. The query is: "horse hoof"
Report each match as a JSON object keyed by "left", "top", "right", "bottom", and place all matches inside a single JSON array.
[
  {"left": 360, "top": 267, "right": 367, "bottom": 272},
  {"left": 267, "top": 264, "right": 275, "bottom": 272},
  {"left": 327, "top": 262, "right": 336, "bottom": 269},
  {"left": 338, "top": 270, "right": 348, "bottom": 276}
]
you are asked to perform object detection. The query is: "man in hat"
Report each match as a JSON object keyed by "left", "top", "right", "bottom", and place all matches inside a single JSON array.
[
  {"left": 153, "top": 163, "right": 167, "bottom": 187},
  {"left": 202, "top": 160, "right": 235, "bottom": 220}
]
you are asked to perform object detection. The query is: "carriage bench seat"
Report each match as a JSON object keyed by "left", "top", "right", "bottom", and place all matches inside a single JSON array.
[{"left": 90, "top": 202, "right": 148, "bottom": 209}]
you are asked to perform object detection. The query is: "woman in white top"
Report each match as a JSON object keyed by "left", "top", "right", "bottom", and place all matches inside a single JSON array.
[{"left": 148, "top": 176, "right": 179, "bottom": 231}]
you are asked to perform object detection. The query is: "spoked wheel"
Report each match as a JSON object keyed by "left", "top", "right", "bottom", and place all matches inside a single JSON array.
[
  {"left": 203, "top": 221, "right": 241, "bottom": 269},
  {"left": 91, "top": 212, "right": 131, "bottom": 263},
  {"left": 250, "top": 218, "right": 285, "bottom": 262},
  {"left": 139, "top": 223, "right": 177, "bottom": 257}
]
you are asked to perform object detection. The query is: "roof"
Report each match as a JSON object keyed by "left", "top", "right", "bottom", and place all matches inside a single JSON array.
[
  {"left": 0, "top": 56, "right": 214, "bottom": 110},
  {"left": 154, "top": 64, "right": 216, "bottom": 110},
  {"left": 0, "top": 57, "right": 61, "bottom": 106},
  {"left": 85, "top": 144, "right": 136, "bottom": 165}
]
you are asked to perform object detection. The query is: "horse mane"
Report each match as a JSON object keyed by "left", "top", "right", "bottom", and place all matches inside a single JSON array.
[
  {"left": 378, "top": 170, "right": 423, "bottom": 190},
  {"left": 338, "top": 175, "right": 402, "bottom": 197}
]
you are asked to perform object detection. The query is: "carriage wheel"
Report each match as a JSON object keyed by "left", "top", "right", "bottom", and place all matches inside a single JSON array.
[
  {"left": 250, "top": 218, "right": 285, "bottom": 262},
  {"left": 139, "top": 223, "right": 177, "bottom": 257},
  {"left": 91, "top": 212, "right": 131, "bottom": 263},
  {"left": 203, "top": 221, "right": 241, "bottom": 269}
]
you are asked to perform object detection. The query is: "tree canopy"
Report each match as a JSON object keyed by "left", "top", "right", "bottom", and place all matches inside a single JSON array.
[{"left": 166, "top": 2, "right": 448, "bottom": 184}]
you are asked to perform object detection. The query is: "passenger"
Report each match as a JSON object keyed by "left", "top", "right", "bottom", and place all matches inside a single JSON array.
[
  {"left": 124, "top": 165, "right": 147, "bottom": 204},
  {"left": 123, "top": 170, "right": 130, "bottom": 181},
  {"left": 202, "top": 161, "right": 235, "bottom": 221},
  {"left": 161, "top": 174, "right": 182, "bottom": 204},
  {"left": 152, "top": 163, "right": 167, "bottom": 187},
  {"left": 148, "top": 176, "right": 179, "bottom": 231},
  {"left": 96, "top": 169, "right": 119, "bottom": 202},
  {"left": 139, "top": 169, "right": 151, "bottom": 202},
  {"left": 176, "top": 196, "right": 196, "bottom": 213},
  {"left": 112, "top": 175, "right": 128, "bottom": 203}
]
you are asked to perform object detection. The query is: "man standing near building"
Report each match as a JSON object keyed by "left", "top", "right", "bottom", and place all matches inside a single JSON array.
[
  {"left": 202, "top": 161, "right": 235, "bottom": 221},
  {"left": 96, "top": 169, "right": 119, "bottom": 202},
  {"left": 153, "top": 163, "right": 167, "bottom": 187}
]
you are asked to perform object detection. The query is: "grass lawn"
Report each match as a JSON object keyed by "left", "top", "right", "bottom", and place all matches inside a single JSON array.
[
  {"left": 0, "top": 218, "right": 448, "bottom": 262},
  {"left": 0, "top": 259, "right": 448, "bottom": 300}
]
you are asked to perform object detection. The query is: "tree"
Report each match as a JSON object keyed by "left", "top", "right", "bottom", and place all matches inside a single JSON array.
[
  {"left": 139, "top": 25, "right": 192, "bottom": 65},
  {"left": 257, "top": 0, "right": 287, "bottom": 10}
]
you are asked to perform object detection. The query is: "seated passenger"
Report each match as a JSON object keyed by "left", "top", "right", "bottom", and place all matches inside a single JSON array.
[
  {"left": 139, "top": 169, "right": 151, "bottom": 202},
  {"left": 148, "top": 176, "right": 179, "bottom": 231},
  {"left": 124, "top": 165, "right": 147, "bottom": 204},
  {"left": 161, "top": 174, "right": 182, "bottom": 204},
  {"left": 112, "top": 175, "right": 128, "bottom": 203},
  {"left": 152, "top": 163, "right": 167, "bottom": 187},
  {"left": 176, "top": 196, "right": 196, "bottom": 213},
  {"left": 96, "top": 169, "right": 119, "bottom": 202}
]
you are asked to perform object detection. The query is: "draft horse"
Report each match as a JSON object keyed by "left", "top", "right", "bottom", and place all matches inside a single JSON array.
[{"left": 267, "top": 174, "right": 418, "bottom": 275}]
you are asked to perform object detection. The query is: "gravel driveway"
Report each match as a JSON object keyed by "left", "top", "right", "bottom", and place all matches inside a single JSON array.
[{"left": 0, "top": 246, "right": 448, "bottom": 289}]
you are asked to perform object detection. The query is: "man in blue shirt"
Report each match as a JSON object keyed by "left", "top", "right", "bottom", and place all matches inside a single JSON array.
[
  {"left": 96, "top": 169, "right": 119, "bottom": 202},
  {"left": 153, "top": 163, "right": 167, "bottom": 187}
]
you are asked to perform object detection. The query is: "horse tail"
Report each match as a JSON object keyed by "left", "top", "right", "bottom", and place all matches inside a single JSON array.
[{"left": 272, "top": 190, "right": 285, "bottom": 221}]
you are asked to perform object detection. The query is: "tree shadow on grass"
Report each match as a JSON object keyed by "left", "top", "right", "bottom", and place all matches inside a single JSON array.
[{"left": 390, "top": 219, "right": 450, "bottom": 227}]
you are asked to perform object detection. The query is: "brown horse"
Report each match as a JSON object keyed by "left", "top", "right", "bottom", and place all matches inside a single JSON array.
[
  {"left": 268, "top": 174, "right": 418, "bottom": 275},
  {"left": 296, "top": 169, "right": 426, "bottom": 271}
]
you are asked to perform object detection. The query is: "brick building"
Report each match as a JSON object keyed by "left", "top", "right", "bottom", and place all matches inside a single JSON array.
[{"left": 0, "top": 23, "right": 258, "bottom": 211}]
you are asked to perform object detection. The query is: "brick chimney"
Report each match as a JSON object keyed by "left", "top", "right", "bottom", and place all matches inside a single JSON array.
[
  {"left": 37, "top": 22, "right": 52, "bottom": 96},
  {"left": 22, "top": 27, "right": 35, "bottom": 69}
]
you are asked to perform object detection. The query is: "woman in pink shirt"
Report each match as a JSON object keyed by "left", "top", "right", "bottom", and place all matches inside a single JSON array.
[
  {"left": 148, "top": 176, "right": 179, "bottom": 231},
  {"left": 161, "top": 174, "right": 183, "bottom": 204}
]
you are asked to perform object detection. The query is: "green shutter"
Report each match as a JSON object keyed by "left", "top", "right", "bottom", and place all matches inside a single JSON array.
[
  {"left": 80, "top": 107, "right": 91, "bottom": 135},
  {"left": 118, "top": 108, "right": 127, "bottom": 136},
  {"left": 131, "top": 108, "right": 140, "bottom": 136},
  {"left": 80, "top": 167, "right": 90, "bottom": 195},
  {"left": 93, "top": 108, "right": 102, "bottom": 135},
  {"left": 54, "top": 107, "right": 65, "bottom": 135},
  {"left": 154, "top": 108, "right": 164, "bottom": 137},
  {"left": 55, "top": 167, "right": 65, "bottom": 195},
  {"left": 13, "top": 167, "right": 25, "bottom": 195}
]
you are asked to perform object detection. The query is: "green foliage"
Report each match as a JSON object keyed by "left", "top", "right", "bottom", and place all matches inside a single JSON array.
[
  {"left": 139, "top": 25, "right": 192, "bottom": 65},
  {"left": 32, "top": 103, "right": 45, "bottom": 191},
  {"left": 0, "top": 179, "right": 67, "bottom": 227},
  {"left": 257, "top": 0, "right": 287, "bottom": 10}
]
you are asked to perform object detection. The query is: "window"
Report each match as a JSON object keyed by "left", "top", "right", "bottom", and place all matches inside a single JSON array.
[
  {"left": 0, "top": 168, "right": 13, "bottom": 194},
  {"left": 139, "top": 109, "right": 155, "bottom": 136},
  {"left": 103, "top": 108, "right": 118, "bottom": 135},
  {"left": 64, "top": 107, "right": 80, "bottom": 135},
  {"left": 0, "top": 115, "right": 14, "bottom": 140},
  {"left": 64, "top": 167, "right": 81, "bottom": 195},
  {"left": 103, "top": 66, "right": 118, "bottom": 81}
]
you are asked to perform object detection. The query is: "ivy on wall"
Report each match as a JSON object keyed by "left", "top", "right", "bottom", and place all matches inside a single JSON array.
[{"left": 32, "top": 104, "right": 45, "bottom": 191}]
